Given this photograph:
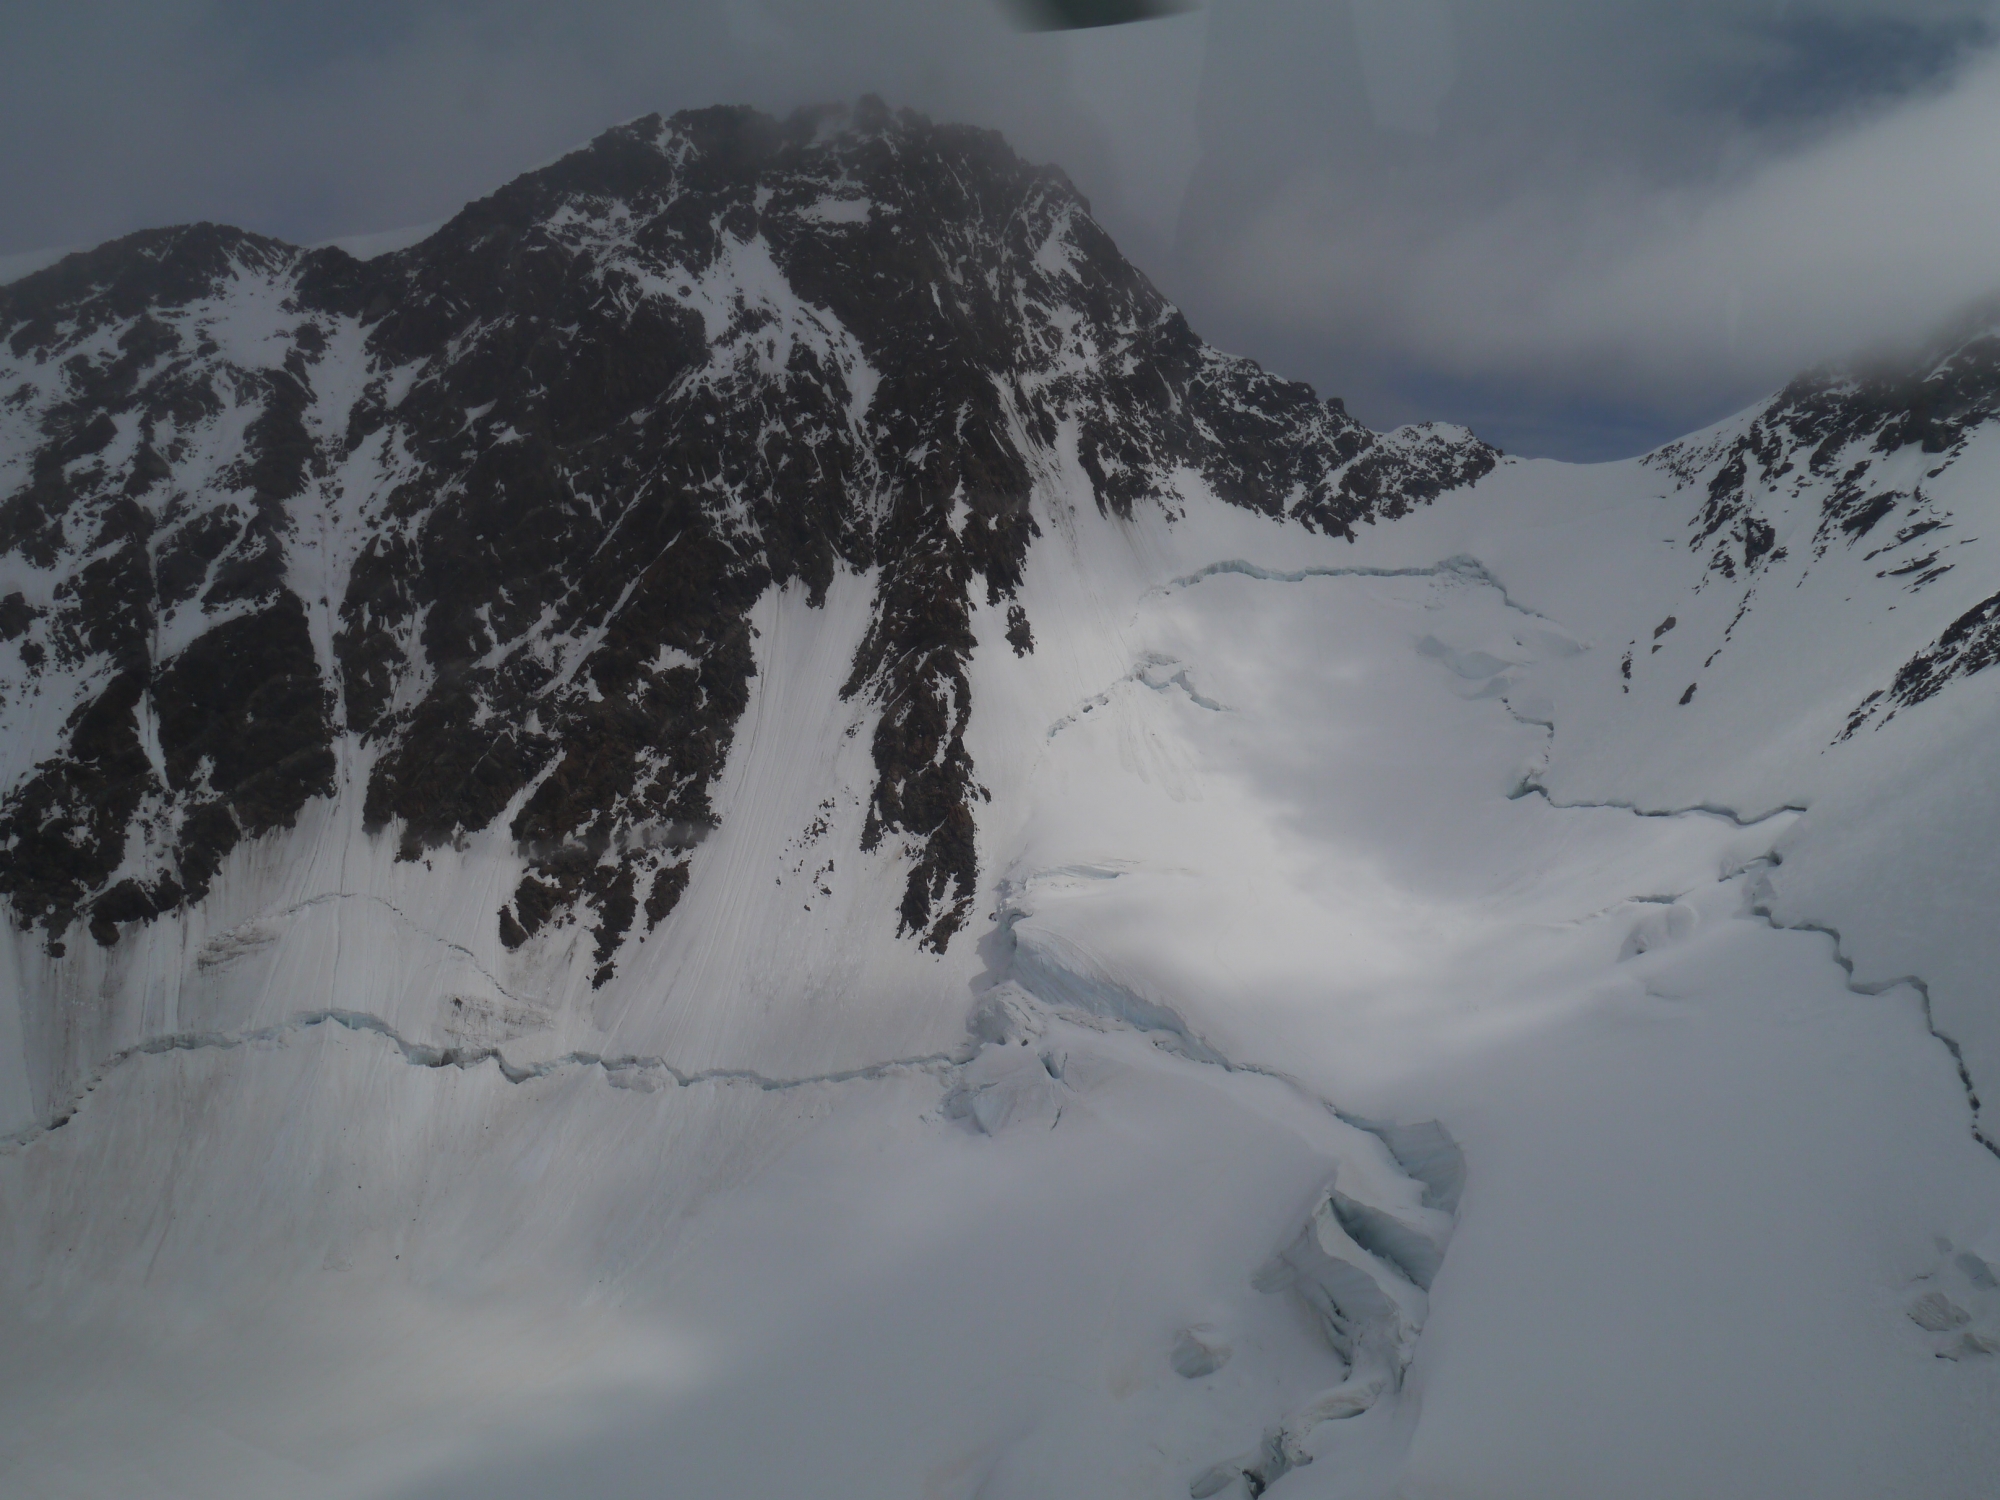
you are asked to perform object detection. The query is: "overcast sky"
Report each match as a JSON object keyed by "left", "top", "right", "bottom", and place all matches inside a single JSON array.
[{"left": 4, "top": 0, "right": 1998, "bottom": 458}]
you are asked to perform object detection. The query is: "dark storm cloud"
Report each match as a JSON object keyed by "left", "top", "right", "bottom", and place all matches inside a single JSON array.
[{"left": 3, "top": 0, "right": 1996, "bottom": 457}]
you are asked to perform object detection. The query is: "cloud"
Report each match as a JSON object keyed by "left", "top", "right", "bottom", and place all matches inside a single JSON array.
[
  {"left": 1167, "top": 0, "right": 2000, "bottom": 447},
  {"left": 1349, "top": 0, "right": 1457, "bottom": 137},
  {"left": 1205, "top": 6, "right": 2000, "bottom": 423},
  {"left": 3, "top": 0, "right": 1995, "bottom": 455}
]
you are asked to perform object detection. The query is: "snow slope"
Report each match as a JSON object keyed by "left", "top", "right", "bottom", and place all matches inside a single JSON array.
[
  {"left": 5, "top": 106, "right": 2000, "bottom": 1500},
  {"left": 5, "top": 422, "right": 1999, "bottom": 1498}
]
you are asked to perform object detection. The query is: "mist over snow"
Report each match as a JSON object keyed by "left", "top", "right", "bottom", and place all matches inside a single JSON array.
[{"left": 5, "top": 0, "right": 2000, "bottom": 455}]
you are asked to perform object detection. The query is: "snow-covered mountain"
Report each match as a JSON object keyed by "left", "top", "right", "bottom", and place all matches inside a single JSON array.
[{"left": 2, "top": 102, "right": 1997, "bottom": 1499}]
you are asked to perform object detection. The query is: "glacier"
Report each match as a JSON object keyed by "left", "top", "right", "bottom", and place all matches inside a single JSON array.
[{"left": 2, "top": 103, "right": 1999, "bottom": 1498}]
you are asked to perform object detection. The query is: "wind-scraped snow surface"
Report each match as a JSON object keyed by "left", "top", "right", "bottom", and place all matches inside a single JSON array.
[{"left": 1, "top": 102, "right": 1996, "bottom": 1499}]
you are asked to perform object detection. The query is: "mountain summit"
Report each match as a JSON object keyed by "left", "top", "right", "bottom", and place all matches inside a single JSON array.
[{"left": 0, "top": 99, "right": 1491, "bottom": 976}]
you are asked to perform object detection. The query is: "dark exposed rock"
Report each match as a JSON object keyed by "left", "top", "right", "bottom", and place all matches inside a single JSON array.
[
  {"left": 1650, "top": 307, "right": 2000, "bottom": 587},
  {"left": 0, "top": 592, "right": 39, "bottom": 640},
  {"left": 1005, "top": 602, "right": 1034, "bottom": 656},
  {"left": 0, "top": 101, "right": 1495, "bottom": 963},
  {"left": 1845, "top": 587, "right": 2000, "bottom": 736},
  {"left": 152, "top": 598, "right": 337, "bottom": 842},
  {"left": 0, "top": 672, "right": 154, "bottom": 933}
]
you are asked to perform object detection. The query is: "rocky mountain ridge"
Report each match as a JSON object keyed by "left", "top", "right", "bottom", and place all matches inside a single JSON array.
[{"left": 0, "top": 99, "right": 1495, "bottom": 975}]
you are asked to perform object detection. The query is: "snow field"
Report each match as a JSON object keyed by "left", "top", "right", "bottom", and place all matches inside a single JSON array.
[{"left": 4, "top": 424, "right": 2000, "bottom": 1496}]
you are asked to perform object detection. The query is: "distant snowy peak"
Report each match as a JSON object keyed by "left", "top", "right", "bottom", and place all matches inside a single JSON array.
[
  {"left": 1640, "top": 304, "right": 2000, "bottom": 730},
  {"left": 0, "top": 99, "right": 1495, "bottom": 968}
]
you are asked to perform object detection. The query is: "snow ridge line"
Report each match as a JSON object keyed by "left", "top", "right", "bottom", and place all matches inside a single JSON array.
[
  {"left": 983, "top": 951, "right": 1459, "bottom": 1496},
  {"left": 1046, "top": 654, "right": 1227, "bottom": 740},
  {"left": 991, "top": 900, "right": 1416, "bottom": 1159},
  {"left": 1742, "top": 880, "right": 2000, "bottom": 1163},
  {"left": 1155, "top": 555, "right": 1988, "bottom": 1163},
  {"left": 1156, "top": 553, "right": 1554, "bottom": 620},
  {"left": 2, "top": 1009, "right": 966, "bottom": 1152},
  {"left": 1508, "top": 790, "right": 1993, "bottom": 1164},
  {"left": 1507, "top": 781, "right": 1809, "bottom": 828}
]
